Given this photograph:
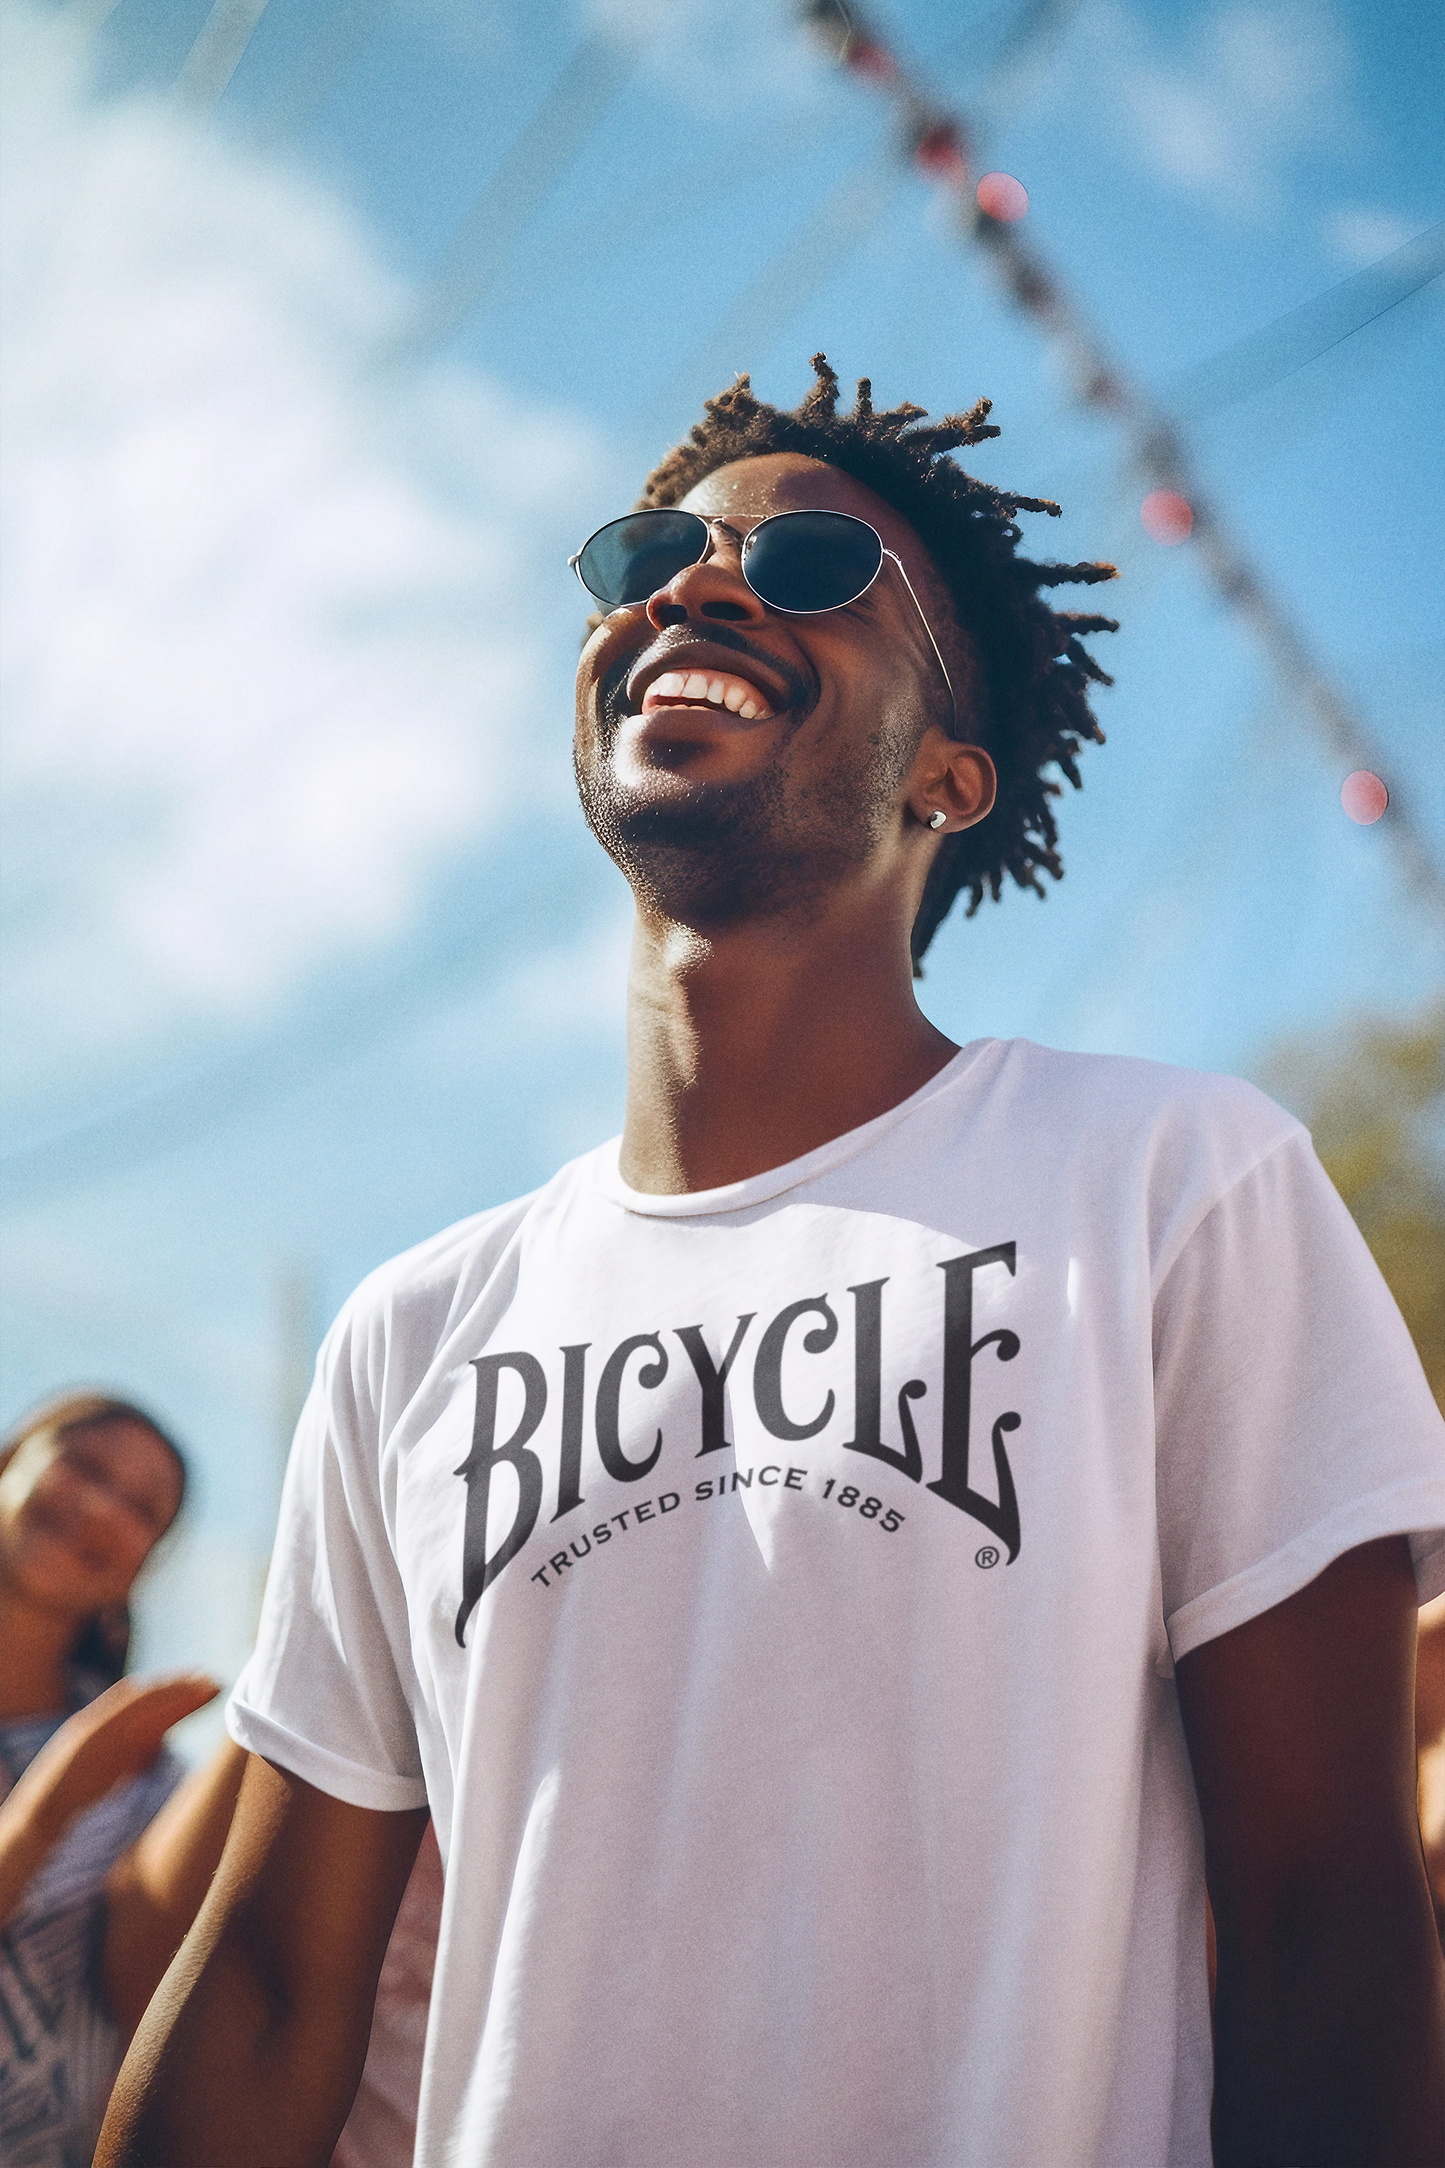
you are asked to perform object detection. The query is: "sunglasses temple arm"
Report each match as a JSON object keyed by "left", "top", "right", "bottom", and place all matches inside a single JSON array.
[{"left": 883, "top": 551, "right": 958, "bottom": 733}]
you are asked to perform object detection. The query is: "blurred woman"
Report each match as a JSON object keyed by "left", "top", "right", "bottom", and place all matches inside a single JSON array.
[{"left": 0, "top": 1391, "right": 242, "bottom": 2168}]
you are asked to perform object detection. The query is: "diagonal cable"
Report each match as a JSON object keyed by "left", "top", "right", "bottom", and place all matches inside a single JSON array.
[
  {"left": 252, "top": 0, "right": 387, "bottom": 145},
  {"left": 640, "top": 145, "right": 904, "bottom": 429},
  {"left": 0, "top": 829, "right": 613, "bottom": 1204},
  {"left": 1169, "top": 222, "right": 1444, "bottom": 425},
  {"left": 1037, "top": 227, "right": 1443, "bottom": 505},
  {"left": 378, "top": 28, "right": 640, "bottom": 366},
  {"left": 176, "top": 0, "right": 274, "bottom": 113}
]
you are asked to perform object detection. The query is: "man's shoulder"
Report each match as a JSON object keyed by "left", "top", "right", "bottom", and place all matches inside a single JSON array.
[
  {"left": 988, "top": 1037, "right": 1303, "bottom": 1160},
  {"left": 326, "top": 1146, "right": 608, "bottom": 1359},
  {"left": 964, "top": 1039, "right": 1310, "bottom": 1229}
]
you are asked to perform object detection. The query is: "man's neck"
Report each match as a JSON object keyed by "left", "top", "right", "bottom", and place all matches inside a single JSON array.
[{"left": 618, "top": 899, "right": 958, "bottom": 1195}]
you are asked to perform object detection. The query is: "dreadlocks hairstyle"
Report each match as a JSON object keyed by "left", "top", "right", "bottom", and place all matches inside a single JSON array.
[{"left": 639, "top": 354, "right": 1119, "bottom": 971}]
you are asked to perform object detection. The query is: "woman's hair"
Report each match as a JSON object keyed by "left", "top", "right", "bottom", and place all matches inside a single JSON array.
[
  {"left": 640, "top": 355, "right": 1119, "bottom": 969},
  {"left": 0, "top": 1390, "right": 188, "bottom": 1686}
]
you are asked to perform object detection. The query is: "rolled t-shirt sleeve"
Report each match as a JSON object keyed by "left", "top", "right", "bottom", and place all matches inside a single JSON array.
[
  {"left": 228, "top": 1300, "right": 428, "bottom": 1812},
  {"left": 1154, "top": 1124, "right": 1445, "bottom": 1663}
]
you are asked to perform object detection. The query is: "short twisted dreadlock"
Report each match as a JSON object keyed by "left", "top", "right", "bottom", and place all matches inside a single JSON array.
[{"left": 639, "top": 355, "right": 1119, "bottom": 969}]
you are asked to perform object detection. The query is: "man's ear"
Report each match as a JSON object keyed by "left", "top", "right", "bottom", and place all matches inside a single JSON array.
[{"left": 909, "top": 728, "right": 997, "bottom": 834}]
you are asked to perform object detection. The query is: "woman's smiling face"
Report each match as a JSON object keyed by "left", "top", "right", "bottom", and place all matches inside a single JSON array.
[{"left": 0, "top": 1417, "right": 184, "bottom": 1619}]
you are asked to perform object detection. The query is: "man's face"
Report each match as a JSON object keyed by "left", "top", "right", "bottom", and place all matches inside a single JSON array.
[{"left": 573, "top": 452, "right": 988, "bottom": 932}]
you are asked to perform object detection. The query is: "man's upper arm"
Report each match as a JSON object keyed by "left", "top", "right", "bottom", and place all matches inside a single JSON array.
[
  {"left": 97, "top": 1751, "right": 429, "bottom": 2168},
  {"left": 206, "top": 1752, "right": 428, "bottom": 2003},
  {"left": 1176, "top": 1535, "right": 1419, "bottom": 1877},
  {"left": 1176, "top": 1535, "right": 1445, "bottom": 2164}
]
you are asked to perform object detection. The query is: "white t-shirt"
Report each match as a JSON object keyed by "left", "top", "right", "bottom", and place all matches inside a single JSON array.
[{"left": 229, "top": 1038, "right": 1445, "bottom": 2168}]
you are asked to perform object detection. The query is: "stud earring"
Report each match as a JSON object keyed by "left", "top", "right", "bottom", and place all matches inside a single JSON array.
[{"left": 927, "top": 809, "right": 948, "bottom": 830}]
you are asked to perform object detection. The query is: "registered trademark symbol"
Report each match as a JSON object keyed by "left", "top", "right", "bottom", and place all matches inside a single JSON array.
[{"left": 975, "top": 1545, "right": 999, "bottom": 1569}]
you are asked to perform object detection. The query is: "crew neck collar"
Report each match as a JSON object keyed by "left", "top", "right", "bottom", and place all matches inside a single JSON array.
[{"left": 593, "top": 1042, "right": 991, "bottom": 1218}]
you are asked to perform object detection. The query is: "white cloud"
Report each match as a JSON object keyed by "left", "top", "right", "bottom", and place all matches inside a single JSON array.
[
  {"left": 0, "top": 3, "right": 609, "bottom": 1089},
  {"left": 1044, "top": 0, "right": 1355, "bottom": 222}
]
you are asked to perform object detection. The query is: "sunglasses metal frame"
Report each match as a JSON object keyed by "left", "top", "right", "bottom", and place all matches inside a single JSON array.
[{"left": 570, "top": 507, "right": 957, "bottom": 730}]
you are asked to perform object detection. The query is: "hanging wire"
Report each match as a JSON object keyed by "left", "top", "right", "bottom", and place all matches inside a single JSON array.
[
  {"left": 1168, "top": 223, "right": 1445, "bottom": 427},
  {"left": 641, "top": 145, "right": 904, "bottom": 427},
  {"left": 176, "top": 0, "right": 274, "bottom": 112},
  {"left": 251, "top": 0, "right": 386, "bottom": 146},
  {"left": 378, "top": 28, "right": 642, "bottom": 366}
]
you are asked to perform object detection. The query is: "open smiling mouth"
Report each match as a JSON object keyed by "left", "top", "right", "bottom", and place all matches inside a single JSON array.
[
  {"left": 613, "top": 635, "right": 811, "bottom": 733},
  {"left": 640, "top": 668, "right": 776, "bottom": 721}
]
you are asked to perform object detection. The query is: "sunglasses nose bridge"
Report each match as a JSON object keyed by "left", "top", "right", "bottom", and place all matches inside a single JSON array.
[
  {"left": 646, "top": 519, "right": 768, "bottom": 630},
  {"left": 574, "top": 508, "right": 888, "bottom": 618}
]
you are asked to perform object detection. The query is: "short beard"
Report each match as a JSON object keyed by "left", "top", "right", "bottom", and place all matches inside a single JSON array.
[{"left": 575, "top": 737, "right": 905, "bottom": 933}]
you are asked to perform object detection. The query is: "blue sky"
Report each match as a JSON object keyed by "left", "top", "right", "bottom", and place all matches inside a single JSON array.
[{"left": 1, "top": 0, "right": 1441, "bottom": 1739}]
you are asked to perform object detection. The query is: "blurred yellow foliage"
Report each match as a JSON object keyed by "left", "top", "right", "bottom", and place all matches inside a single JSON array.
[{"left": 1262, "top": 1005, "right": 1445, "bottom": 1414}]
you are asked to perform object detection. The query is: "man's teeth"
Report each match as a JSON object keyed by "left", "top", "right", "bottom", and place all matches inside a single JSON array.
[{"left": 646, "top": 669, "right": 772, "bottom": 720}]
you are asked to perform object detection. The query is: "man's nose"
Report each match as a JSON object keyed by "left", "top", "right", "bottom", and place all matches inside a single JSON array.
[{"left": 646, "top": 520, "right": 767, "bottom": 630}]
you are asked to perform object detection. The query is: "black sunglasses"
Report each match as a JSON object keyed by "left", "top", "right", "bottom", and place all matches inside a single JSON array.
[{"left": 569, "top": 507, "right": 956, "bottom": 725}]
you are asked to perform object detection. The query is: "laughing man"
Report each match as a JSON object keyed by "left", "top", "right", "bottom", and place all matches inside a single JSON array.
[{"left": 100, "top": 360, "right": 1445, "bottom": 2168}]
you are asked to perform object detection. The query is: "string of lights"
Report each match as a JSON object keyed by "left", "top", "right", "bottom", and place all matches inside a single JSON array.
[{"left": 797, "top": 0, "right": 1444, "bottom": 912}]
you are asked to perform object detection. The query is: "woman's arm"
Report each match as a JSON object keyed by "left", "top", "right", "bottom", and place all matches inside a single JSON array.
[
  {"left": 103, "top": 1734, "right": 248, "bottom": 2033},
  {"left": 0, "top": 1673, "right": 218, "bottom": 1926}
]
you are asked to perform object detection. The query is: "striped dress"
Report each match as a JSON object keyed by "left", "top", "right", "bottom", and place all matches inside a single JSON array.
[{"left": 0, "top": 1675, "right": 182, "bottom": 2168}]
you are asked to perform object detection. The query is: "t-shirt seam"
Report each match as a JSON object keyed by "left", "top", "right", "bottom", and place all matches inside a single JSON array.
[
  {"left": 228, "top": 1696, "right": 427, "bottom": 1800},
  {"left": 1165, "top": 1470, "right": 1445, "bottom": 1651},
  {"left": 1149, "top": 1122, "right": 1305, "bottom": 1301}
]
